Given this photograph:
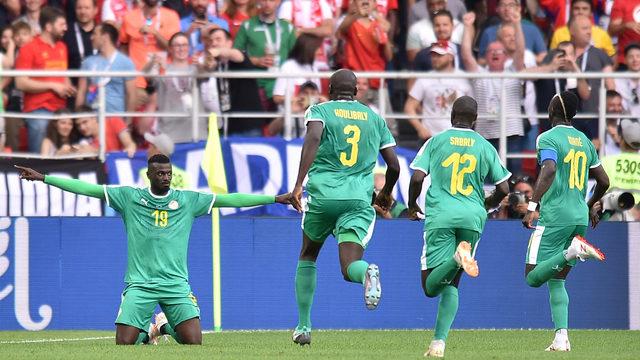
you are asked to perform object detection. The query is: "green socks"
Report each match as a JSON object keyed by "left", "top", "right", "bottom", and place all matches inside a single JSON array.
[
  {"left": 434, "top": 286, "right": 459, "bottom": 341},
  {"left": 346, "top": 260, "right": 369, "bottom": 284},
  {"left": 548, "top": 279, "right": 569, "bottom": 330},
  {"left": 425, "top": 258, "right": 460, "bottom": 297},
  {"left": 526, "top": 252, "right": 569, "bottom": 287},
  {"left": 160, "top": 324, "right": 181, "bottom": 343},
  {"left": 134, "top": 332, "right": 149, "bottom": 345},
  {"left": 295, "top": 260, "right": 317, "bottom": 330}
]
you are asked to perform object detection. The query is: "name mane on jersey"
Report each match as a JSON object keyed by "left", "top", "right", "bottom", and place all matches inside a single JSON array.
[
  {"left": 334, "top": 109, "right": 368, "bottom": 121},
  {"left": 449, "top": 136, "right": 475, "bottom": 147},
  {"left": 567, "top": 136, "right": 583, "bottom": 147}
]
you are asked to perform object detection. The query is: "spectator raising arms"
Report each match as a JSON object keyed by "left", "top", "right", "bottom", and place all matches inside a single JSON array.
[
  {"left": 15, "top": 6, "right": 76, "bottom": 153},
  {"left": 338, "top": 0, "right": 393, "bottom": 91}
]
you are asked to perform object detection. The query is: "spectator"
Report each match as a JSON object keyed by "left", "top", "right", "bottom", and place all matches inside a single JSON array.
[
  {"left": 18, "top": 0, "right": 43, "bottom": 35},
  {"left": 462, "top": 11, "right": 560, "bottom": 172},
  {"left": 614, "top": 44, "right": 640, "bottom": 117},
  {"left": 534, "top": 41, "right": 591, "bottom": 132},
  {"left": 101, "top": 0, "right": 135, "bottom": 28},
  {"left": 497, "top": 21, "right": 538, "bottom": 151},
  {"left": 162, "top": 0, "right": 191, "bottom": 18},
  {"left": 74, "top": 104, "right": 137, "bottom": 156},
  {"left": 76, "top": 22, "right": 137, "bottom": 116},
  {"left": 40, "top": 108, "right": 80, "bottom": 156},
  {"left": 339, "top": 0, "right": 399, "bottom": 39},
  {"left": 119, "top": 0, "right": 181, "bottom": 89},
  {"left": 490, "top": 174, "right": 535, "bottom": 219},
  {"left": 549, "top": 0, "right": 616, "bottom": 59},
  {"left": 355, "top": 77, "right": 378, "bottom": 112},
  {"left": 0, "top": 0, "right": 20, "bottom": 28},
  {"left": 404, "top": 40, "right": 473, "bottom": 141},
  {"left": 221, "top": 0, "right": 256, "bottom": 40},
  {"left": 406, "top": 5, "right": 463, "bottom": 63},
  {"left": 63, "top": 0, "right": 97, "bottom": 72},
  {"left": 570, "top": 14, "right": 615, "bottom": 144},
  {"left": 145, "top": 32, "right": 207, "bottom": 143},
  {"left": 0, "top": 25, "right": 15, "bottom": 152},
  {"left": 233, "top": 0, "right": 296, "bottom": 110},
  {"left": 608, "top": 0, "right": 640, "bottom": 66},
  {"left": 338, "top": 0, "right": 392, "bottom": 92},
  {"left": 180, "top": 0, "right": 229, "bottom": 55},
  {"left": 15, "top": 6, "right": 76, "bottom": 153},
  {"left": 269, "top": 80, "right": 327, "bottom": 137},
  {"left": 409, "top": 0, "right": 467, "bottom": 25},
  {"left": 478, "top": 0, "right": 547, "bottom": 65},
  {"left": 272, "top": 34, "right": 323, "bottom": 107},
  {"left": 278, "top": 0, "right": 333, "bottom": 69},
  {"left": 603, "top": 89, "right": 623, "bottom": 156},
  {"left": 4, "top": 21, "right": 33, "bottom": 152},
  {"left": 202, "top": 27, "right": 265, "bottom": 136},
  {"left": 411, "top": 10, "right": 463, "bottom": 70}
]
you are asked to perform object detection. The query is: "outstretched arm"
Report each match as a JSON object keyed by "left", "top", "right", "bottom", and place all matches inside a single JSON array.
[
  {"left": 522, "top": 159, "right": 556, "bottom": 228},
  {"left": 290, "top": 121, "right": 323, "bottom": 211},
  {"left": 461, "top": 12, "right": 479, "bottom": 72},
  {"left": 15, "top": 165, "right": 105, "bottom": 199},
  {"left": 213, "top": 193, "right": 289, "bottom": 208}
]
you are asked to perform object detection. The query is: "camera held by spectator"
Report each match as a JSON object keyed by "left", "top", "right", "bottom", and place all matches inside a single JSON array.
[{"left": 599, "top": 191, "right": 636, "bottom": 221}]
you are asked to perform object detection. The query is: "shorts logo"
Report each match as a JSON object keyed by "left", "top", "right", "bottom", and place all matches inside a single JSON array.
[{"left": 169, "top": 201, "right": 179, "bottom": 210}]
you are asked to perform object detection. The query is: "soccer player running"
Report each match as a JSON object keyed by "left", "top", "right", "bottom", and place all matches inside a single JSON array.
[
  {"left": 407, "top": 96, "right": 510, "bottom": 358},
  {"left": 289, "top": 69, "right": 400, "bottom": 345},
  {"left": 15, "top": 155, "right": 293, "bottom": 345},
  {"left": 522, "top": 90, "right": 610, "bottom": 352}
]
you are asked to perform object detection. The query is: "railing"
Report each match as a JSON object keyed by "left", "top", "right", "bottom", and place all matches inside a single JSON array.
[{"left": 0, "top": 69, "right": 634, "bottom": 162}]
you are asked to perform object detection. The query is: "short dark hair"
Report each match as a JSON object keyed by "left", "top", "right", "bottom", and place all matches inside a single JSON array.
[
  {"left": 451, "top": 96, "right": 477, "bottom": 125},
  {"left": 169, "top": 31, "right": 188, "bottom": 46},
  {"left": 76, "top": 104, "right": 95, "bottom": 113},
  {"left": 606, "top": 89, "right": 622, "bottom": 99},
  {"left": 148, "top": 153, "right": 171, "bottom": 166},
  {"left": 549, "top": 91, "right": 578, "bottom": 121},
  {"left": 210, "top": 27, "right": 232, "bottom": 40},
  {"left": 624, "top": 43, "right": 640, "bottom": 57},
  {"left": 11, "top": 20, "right": 32, "bottom": 34},
  {"left": 98, "top": 22, "right": 119, "bottom": 45},
  {"left": 571, "top": 0, "right": 592, "bottom": 11},
  {"left": 289, "top": 34, "right": 323, "bottom": 65},
  {"left": 39, "top": 6, "right": 65, "bottom": 32},
  {"left": 433, "top": 10, "right": 453, "bottom": 23}
]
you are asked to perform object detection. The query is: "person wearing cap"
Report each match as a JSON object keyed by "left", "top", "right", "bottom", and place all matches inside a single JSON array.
[
  {"left": 137, "top": 132, "right": 193, "bottom": 189},
  {"left": 614, "top": 44, "right": 640, "bottom": 118},
  {"left": 404, "top": 39, "right": 473, "bottom": 144},
  {"left": 601, "top": 118, "right": 640, "bottom": 206}
]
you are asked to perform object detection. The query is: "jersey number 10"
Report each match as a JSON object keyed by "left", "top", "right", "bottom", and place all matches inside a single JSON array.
[
  {"left": 563, "top": 149, "right": 587, "bottom": 190},
  {"left": 340, "top": 125, "right": 361, "bottom": 167},
  {"left": 442, "top": 153, "right": 477, "bottom": 196}
]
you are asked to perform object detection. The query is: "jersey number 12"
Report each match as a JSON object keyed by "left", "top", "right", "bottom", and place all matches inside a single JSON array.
[{"left": 442, "top": 153, "right": 477, "bottom": 196}]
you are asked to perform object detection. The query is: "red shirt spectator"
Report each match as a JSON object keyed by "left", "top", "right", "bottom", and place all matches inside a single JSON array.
[
  {"left": 609, "top": 0, "right": 640, "bottom": 64},
  {"left": 15, "top": 34, "right": 68, "bottom": 112},
  {"left": 339, "top": 0, "right": 398, "bottom": 17},
  {"left": 221, "top": 0, "right": 254, "bottom": 40},
  {"left": 539, "top": 0, "right": 599, "bottom": 30}
]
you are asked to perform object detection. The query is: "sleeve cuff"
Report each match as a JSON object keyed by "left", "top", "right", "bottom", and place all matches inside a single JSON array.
[
  {"left": 207, "top": 194, "right": 217, "bottom": 214},
  {"left": 103, "top": 185, "right": 110, "bottom": 207},
  {"left": 380, "top": 142, "right": 396, "bottom": 150},
  {"left": 495, "top": 172, "right": 512, "bottom": 185},
  {"left": 409, "top": 164, "right": 428, "bottom": 175},
  {"left": 304, "top": 118, "right": 325, "bottom": 127},
  {"left": 590, "top": 162, "right": 601, "bottom": 169}
]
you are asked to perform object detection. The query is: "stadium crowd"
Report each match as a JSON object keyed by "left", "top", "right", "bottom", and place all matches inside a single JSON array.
[{"left": 0, "top": 0, "right": 639, "bottom": 216}]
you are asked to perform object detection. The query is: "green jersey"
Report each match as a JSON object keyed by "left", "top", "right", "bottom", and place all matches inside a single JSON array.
[
  {"left": 105, "top": 186, "right": 215, "bottom": 285},
  {"left": 304, "top": 100, "right": 396, "bottom": 203},
  {"left": 410, "top": 128, "right": 510, "bottom": 233},
  {"left": 536, "top": 125, "right": 601, "bottom": 226}
]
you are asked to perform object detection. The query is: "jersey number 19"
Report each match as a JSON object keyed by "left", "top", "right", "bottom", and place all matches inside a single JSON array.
[{"left": 442, "top": 152, "right": 477, "bottom": 196}]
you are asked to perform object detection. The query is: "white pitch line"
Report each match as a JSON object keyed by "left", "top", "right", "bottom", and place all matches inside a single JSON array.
[{"left": 0, "top": 336, "right": 113, "bottom": 344}]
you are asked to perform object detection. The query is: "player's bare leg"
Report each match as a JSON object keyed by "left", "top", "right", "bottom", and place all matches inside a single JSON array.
[
  {"left": 293, "top": 233, "right": 323, "bottom": 346},
  {"left": 174, "top": 318, "right": 202, "bottom": 344},
  {"left": 115, "top": 324, "right": 145, "bottom": 345},
  {"left": 338, "top": 235, "right": 381, "bottom": 310}
]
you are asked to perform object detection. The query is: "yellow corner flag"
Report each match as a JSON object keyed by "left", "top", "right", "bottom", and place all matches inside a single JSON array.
[{"left": 201, "top": 113, "right": 227, "bottom": 332}]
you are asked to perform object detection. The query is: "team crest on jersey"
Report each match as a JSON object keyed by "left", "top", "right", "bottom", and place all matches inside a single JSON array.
[{"left": 168, "top": 200, "right": 179, "bottom": 210}]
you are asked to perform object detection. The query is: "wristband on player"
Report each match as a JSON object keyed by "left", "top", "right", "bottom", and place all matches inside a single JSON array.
[{"left": 527, "top": 201, "right": 538, "bottom": 212}]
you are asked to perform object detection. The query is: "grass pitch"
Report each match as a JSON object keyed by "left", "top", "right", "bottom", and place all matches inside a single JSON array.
[{"left": 1, "top": 329, "right": 639, "bottom": 359}]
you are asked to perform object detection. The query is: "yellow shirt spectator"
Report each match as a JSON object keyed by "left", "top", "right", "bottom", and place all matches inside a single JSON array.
[{"left": 550, "top": 25, "right": 616, "bottom": 58}]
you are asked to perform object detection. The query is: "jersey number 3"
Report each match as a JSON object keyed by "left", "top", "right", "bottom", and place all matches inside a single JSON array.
[
  {"left": 442, "top": 153, "right": 477, "bottom": 196},
  {"left": 564, "top": 149, "right": 587, "bottom": 190},
  {"left": 340, "top": 125, "right": 361, "bottom": 167},
  {"left": 152, "top": 210, "right": 168, "bottom": 227}
]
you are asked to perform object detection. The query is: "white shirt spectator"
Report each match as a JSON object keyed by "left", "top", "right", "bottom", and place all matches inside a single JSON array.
[
  {"left": 278, "top": 0, "right": 333, "bottom": 29},
  {"left": 614, "top": 78, "right": 640, "bottom": 117},
  {"left": 406, "top": 18, "right": 463, "bottom": 53},
  {"left": 272, "top": 59, "right": 321, "bottom": 98},
  {"left": 408, "top": 69, "right": 473, "bottom": 136},
  {"left": 505, "top": 49, "right": 537, "bottom": 127}
]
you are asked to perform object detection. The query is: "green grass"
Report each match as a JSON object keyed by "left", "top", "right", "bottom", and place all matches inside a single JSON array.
[{"left": 1, "top": 330, "right": 639, "bottom": 359}]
